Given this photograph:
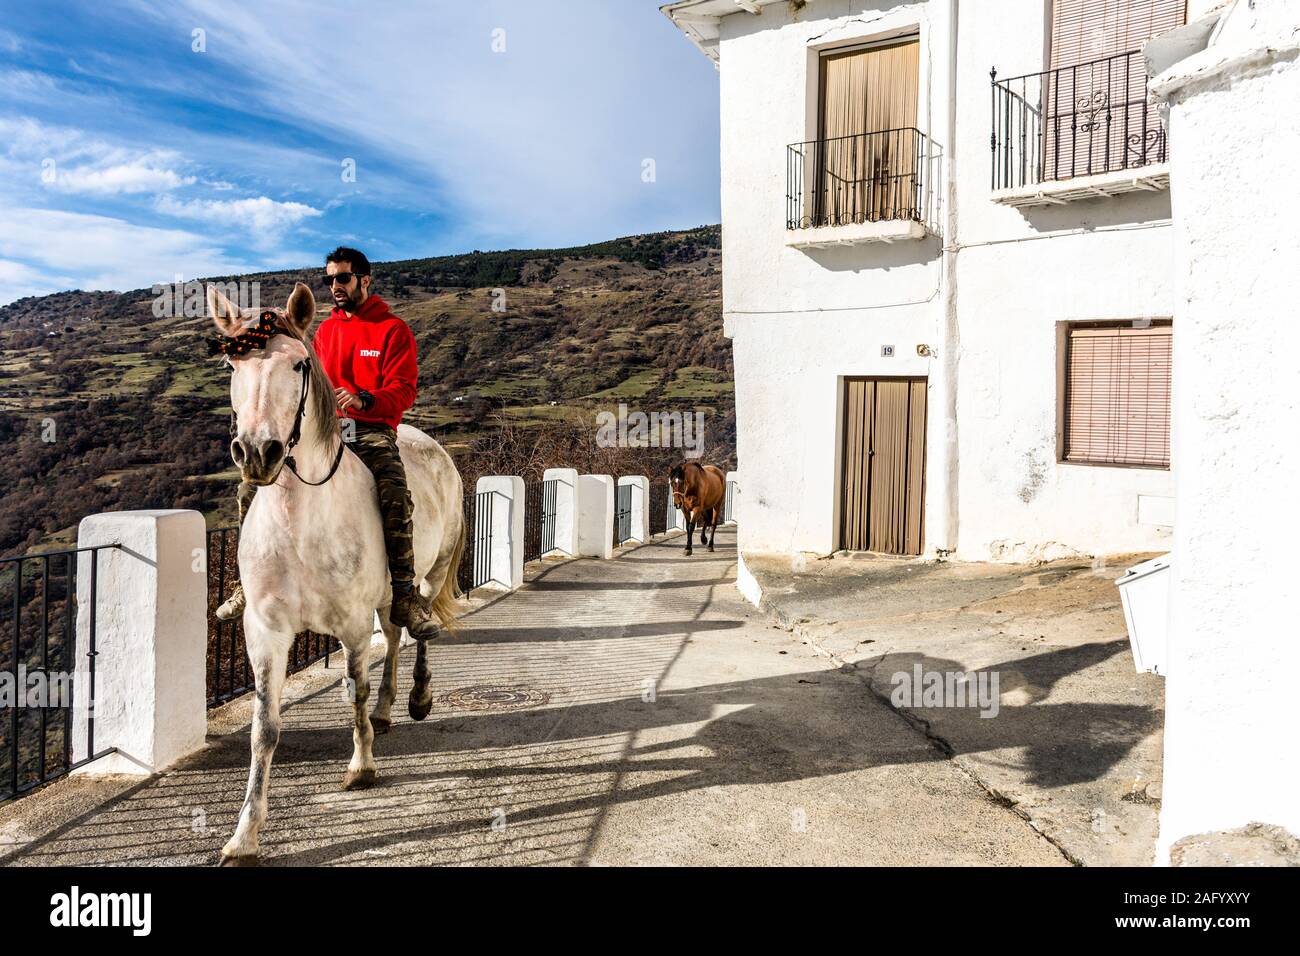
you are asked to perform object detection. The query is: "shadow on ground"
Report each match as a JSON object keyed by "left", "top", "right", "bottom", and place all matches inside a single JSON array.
[{"left": 0, "top": 530, "right": 1068, "bottom": 867}]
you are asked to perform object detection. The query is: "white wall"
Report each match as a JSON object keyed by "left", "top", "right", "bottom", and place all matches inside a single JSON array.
[
  {"left": 73, "top": 510, "right": 207, "bottom": 775},
  {"left": 542, "top": 467, "right": 578, "bottom": 556},
  {"left": 475, "top": 476, "right": 524, "bottom": 589},
  {"left": 719, "top": 0, "right": 955, "bottom": 556},
  {"left": 715, "top": 0, "right": 1177, "bottom": 561},
  {"left": 617, "top": 476, "right": 650, "bottom": 544},
  {"left": 1149, "top": 0, "right": 1300, "bottom": 861},
  {"left": 953, "top": 0, "right": 1177, "bottom": 561},
  {"left": 576, "top": 475, "right": 614, "bottom": 559}
]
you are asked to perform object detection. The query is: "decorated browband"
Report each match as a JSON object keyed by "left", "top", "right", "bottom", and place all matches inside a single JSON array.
[{"left": 208, "top": 311, "right": 280, "bottom": 357}]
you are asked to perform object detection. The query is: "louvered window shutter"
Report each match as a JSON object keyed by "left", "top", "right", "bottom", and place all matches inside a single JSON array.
[
  {"left": 1064, "top": 323, "right": 1173, "bottom": 469},
  {"left": 1050, "top": 0, "right": 1188, "bottom": 68}
]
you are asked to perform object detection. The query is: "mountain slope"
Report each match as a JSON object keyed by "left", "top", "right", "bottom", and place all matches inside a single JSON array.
[{"left": 0, "top": 226, "right": 729, "bottom": 555}]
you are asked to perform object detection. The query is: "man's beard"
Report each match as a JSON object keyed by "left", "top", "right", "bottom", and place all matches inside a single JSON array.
[{"left": 335, "top": 288, "right": 364, "bottom": 312}]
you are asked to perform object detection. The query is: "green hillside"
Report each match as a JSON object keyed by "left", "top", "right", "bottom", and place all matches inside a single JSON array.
[{"left": 0, "top": 225, "right": 731, "bottom": 556}]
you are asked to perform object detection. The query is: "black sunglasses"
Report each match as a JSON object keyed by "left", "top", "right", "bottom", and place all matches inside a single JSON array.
[{"left": 323, "top": 272, "right": 363, "bottom": 287}]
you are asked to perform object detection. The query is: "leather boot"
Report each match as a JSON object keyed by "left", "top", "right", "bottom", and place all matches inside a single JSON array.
[
  {"left": 216, "top": 582, "right": 246, "bottom": 621},
  {"left": 391, "top": 588, "right": 439, "bottom": 639}
]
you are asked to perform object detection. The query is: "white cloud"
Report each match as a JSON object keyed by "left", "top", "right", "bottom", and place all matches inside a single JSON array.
[
  {"left": 128, "top": 0, "right": 721, "bottom": 249},
  {"left": 0, "top": 207, "right": 260, "bottom": 303},
  {"left": 155, "top": 195, "right": 322, "bottom": 245},
  {"left": 0, "top": 115, "right": 325, "bottom": 299},
  {"left": 55, "top": 157, "right": 196, "bottom": 195},
  {"left": 0, "top": 118, "right": 196, "bottom": 197}
]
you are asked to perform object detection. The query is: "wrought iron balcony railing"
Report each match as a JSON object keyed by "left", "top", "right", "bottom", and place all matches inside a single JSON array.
[
  {"left": 991, "top": 49, "right": 1168, "bottom": 191},
  {"left": 787, "top": 127, "right": 930, "bottom": 230}
]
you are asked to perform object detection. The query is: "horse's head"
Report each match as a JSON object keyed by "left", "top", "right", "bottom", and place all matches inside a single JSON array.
[
  {"left": 209, "top": 282, "right": 323, "bottom": 486},
  {"left": 670, "top": 463, "right": 687, "bottom": 508}
]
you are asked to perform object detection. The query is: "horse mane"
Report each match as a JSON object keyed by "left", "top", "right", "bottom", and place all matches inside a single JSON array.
[{"left": 272, "top": 314, "right": 339, "bottom": 450}]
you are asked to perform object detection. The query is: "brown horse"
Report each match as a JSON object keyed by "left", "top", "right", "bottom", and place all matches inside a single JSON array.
[{"left": 670, "top": 462, "right": 726, "bottom": 556}]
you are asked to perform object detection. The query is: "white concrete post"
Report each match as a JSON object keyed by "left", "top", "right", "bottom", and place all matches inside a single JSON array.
[
  {"left": 618, "top": 476, "right": 650, "bottom": 544},
  {"left": 475, "top": 476, "right": 524, "bottom": 590},
  {"left": 73, "top": 510, "right": 208, "bottom": 776},
  {"left": 542, "top": 467, "right": 577, "bottom": 556},
  {"left": 724, "top": 470, "right": 739, "bottom": 525},
  {"left": 576, "top": 474, "right": 614, "bottom": 559}
]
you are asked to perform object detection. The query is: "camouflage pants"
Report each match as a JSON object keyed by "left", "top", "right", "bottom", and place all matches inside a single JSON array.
[{"left": 237, "top": 421, "right": 415, "bottom": 590}]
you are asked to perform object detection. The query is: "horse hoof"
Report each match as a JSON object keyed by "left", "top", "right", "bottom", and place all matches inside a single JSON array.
[
  {"left": 342, "top": 767, "right": 379, "bottom": 791},
  {"left": 408, "top": 691, "right": 433, "bottom": 722},
  {"left": 217, "top": 851, "right": 258, "bottom": 867},
  {"left": 708, "top": 546, "right": 715, "bottom": 552},
  {"left": 370, "top": 715, "right": 391, "bottom": 735}
]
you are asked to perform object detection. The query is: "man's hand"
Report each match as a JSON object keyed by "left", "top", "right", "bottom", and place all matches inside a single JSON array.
[{"left": 335, "top": 387, "right": 362, "bottom": 411}]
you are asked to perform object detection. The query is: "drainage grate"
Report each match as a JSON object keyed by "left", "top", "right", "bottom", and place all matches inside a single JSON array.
[{"left": 438, "top": 685, "right": 551, "bottom": 711}]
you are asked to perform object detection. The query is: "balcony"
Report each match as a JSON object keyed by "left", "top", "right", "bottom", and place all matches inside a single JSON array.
[
  {"left": 785, "top": 127, "right": 933, "bottom": 247},
  {"left": 991, "top": 50, "right": 1170, "bottom": 208}
]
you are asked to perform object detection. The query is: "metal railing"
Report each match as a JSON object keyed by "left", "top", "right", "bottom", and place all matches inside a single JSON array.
[
  {"left": 206, "top": 528, "right": 335, "bottom": 707},
  {"left": 724, "top": 480, "right": 736, "bottom": 523},
  {"left": 991, "top": 50, "right": 1168, "bottom": 191},
  {"left": 523, "top": 480, "right": 544, "bottom": 564},
  {"left": 541, "top": 479, "right": 558, "bottom": 555},
  {"left": 613, "top": 482, "right": 633, "bottom": 546},
  {"left": 649, "top": 482, "right": 669, "bottom": 537},
  {"left": 456, "top": 490, "right": 494, "bottom": 594},
  {"left": 2, "top": 544, "right": 119, "bottom": 803},
  {"left": 787, "top": 127, "right": 930, "bottom": 229},
  {"left": 456, "top": 492, "right": 475, "bottom": 594},
  {"left": 523, "top": 479, "right": 560, "bottom": 562}
]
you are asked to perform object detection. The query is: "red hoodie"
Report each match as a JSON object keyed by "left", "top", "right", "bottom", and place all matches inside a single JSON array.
[{"left": 313, "top": 294, "right": 418, "bottom": 429}]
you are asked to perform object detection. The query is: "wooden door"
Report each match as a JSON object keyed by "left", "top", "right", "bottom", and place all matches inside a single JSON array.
[{"left": 840, "top": 378, "right": 927, "bottom": 555}]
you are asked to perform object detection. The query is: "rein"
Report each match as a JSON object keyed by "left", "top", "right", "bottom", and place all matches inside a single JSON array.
[{"left": 283, "top": 358, "right": 346, "bottom": 486}]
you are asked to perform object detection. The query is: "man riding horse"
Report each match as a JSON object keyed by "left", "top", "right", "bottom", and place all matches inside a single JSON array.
[{"left": 216, "top": 246, "right": 437, "bottom": 637}]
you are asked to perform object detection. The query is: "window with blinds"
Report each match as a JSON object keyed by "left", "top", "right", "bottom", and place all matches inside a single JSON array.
[
  {"left": 1063, "top": 322, "right": 1172, "bottom": 469},
  {"left": 1049, "top": 0, "right": 1188, "bottom": 69},
  {"left": 1044, "top": 1, "right": 1186, "bottom": 178}
]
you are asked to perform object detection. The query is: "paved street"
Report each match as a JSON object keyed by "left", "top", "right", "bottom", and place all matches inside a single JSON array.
[{"left": 0, "top": 529, "right": 1066, "bottom": 866}]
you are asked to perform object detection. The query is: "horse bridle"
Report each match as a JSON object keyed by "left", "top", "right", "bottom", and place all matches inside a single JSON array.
[
  {"left": 282, "top": 358, "right": 346, "bottom": 486},
  {"left": 223, "top": 327, "right": 346, "bottom": 487}
]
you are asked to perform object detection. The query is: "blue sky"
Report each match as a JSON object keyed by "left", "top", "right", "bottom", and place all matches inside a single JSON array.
[{"left": 0, "top": 0, "right": 720, "bottom": 305}]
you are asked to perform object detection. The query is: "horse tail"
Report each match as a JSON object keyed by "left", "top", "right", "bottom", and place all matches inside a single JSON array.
[{"left": 431, "top": 511, "right": 466, "bottom": 631}]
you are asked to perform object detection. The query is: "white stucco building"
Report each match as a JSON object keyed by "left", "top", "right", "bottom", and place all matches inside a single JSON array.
[
  {"left": 664, "top": 0, "right": 1198, "bottom": 563},
  {"left": 1143, "top": 0, "right": 1300, "bottom": 865},
  {"left": 666, "top": 0, "right": 1300, "bottom": 865}
]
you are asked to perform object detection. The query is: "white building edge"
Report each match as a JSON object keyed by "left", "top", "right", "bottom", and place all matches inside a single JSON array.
[{"left": 666, "top": 0, "right": 1299, "bottom": 864}]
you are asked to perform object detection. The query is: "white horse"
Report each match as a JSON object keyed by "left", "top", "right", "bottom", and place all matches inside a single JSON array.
[{"left": 208, "top": 282, "right": 465, "bottom": 866}]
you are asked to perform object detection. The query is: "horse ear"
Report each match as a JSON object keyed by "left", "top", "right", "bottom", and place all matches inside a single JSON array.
[
  {"left": 207, "top": 283, "right": 245, "bottom": 337},
  {"left": 285, "top": 282, "right": 316, "bottom": 335}
]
